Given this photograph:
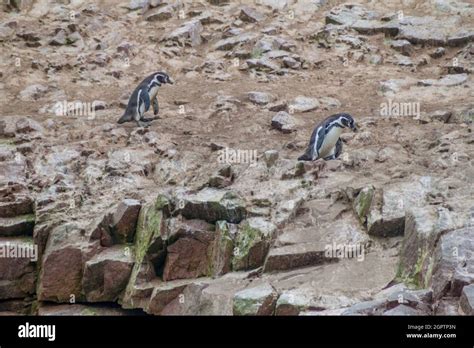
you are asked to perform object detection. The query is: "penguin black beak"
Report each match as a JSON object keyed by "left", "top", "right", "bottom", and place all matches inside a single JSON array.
[
  {"left": 352, "top": 123, "right": 359, "bottom": 132},
  {"left": 168, "top": 77, "right": 175, "bottom": 85}
]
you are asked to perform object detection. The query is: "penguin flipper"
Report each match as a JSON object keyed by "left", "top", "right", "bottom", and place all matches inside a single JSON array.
[{"left": 140, "top": 90, "right": 151, "bottom": 112}]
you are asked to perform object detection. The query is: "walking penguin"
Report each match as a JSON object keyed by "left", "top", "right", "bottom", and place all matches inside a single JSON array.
[
  {"left": 118, "top": 72, "right": 174, "bottom": 127},
  {"left": 298, "top": 113, "right": 358, "bottom": 161}
]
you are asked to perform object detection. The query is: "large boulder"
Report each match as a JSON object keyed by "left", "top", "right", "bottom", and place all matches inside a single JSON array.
[
  {"left": 232, "top": 217, "right": 275, "bottom": 271},
  {"left": 354, "top": 177, "right": 433, "bottom": 237},
  {"left": 0, "top": 237, "right": 37, "bottom": 300},
  {"left": 430, "top": 226, "right": 474, "bottom": 300},
  {"left": 82, "top": 246, "right": 134, "bottom": 302},
  {"left": 177, "top": 188, "right": 247, "bottom": 224},
  {"left": 121, "top": 195, "right": 168, "bottom": 308},
  {"left": 460, "top": 284, "right": 474, "bottom": 315},
  {"left": 163, "top": 219, "right": 215, "bottom": 281},
  {"left": 233, "top": 282, "right": 277, "bottom": 315},
  {"left": 398, "top": 205, "right": 471, "bottom": 288},
  {"left": 38, "top": 223, "right": 100, "bottom": 302}
]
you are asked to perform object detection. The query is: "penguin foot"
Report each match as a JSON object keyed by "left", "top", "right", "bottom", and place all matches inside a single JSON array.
[
  {"left": 142, "top": 117, "right": 159, "bottom": 122},
  {"left": 137, "top": 121, "right": 151, "bottom": 128}
]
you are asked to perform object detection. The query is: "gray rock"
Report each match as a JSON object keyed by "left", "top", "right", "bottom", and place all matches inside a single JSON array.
[
  {"left": 239, "top": 6, "right": 266, "bottom": 23},
  {"left": 390, "top": 39, "right": 413, "bottom": 56},
  {"left": 383, "top": 304, "right": 422, "bottom": 315},
  {"left": 341, "top": 299, "right": 387, "bottom": 315},
  {"left": 263, "top": 150, "right": 279, "bottom": 168},
  {"left": 271, "top": 111, "right": 296, "bottom": 133},
  {"left": 127, "top": 0, "right": 149, "bottom": 10},
  {"left": 247, "top": 91, "right": 274, "bottom": 105},
  {"left": 145, "top": 5, "right": 174, "bottom": 21},
  {"left": 49, "top": 29, "right": 67, "bottom": 46},
  {"left": 177, "top": 188, "right": 247, "bottom": 224},
  {"left": 431, "top": 226, "right": 474, "bottom": 300},
  {"left": 246, "top": 57, "right": 280, "bottom": 71},
  {"left": 430, "top": 47, "right": 446, "bottom": 58},
  {"left": 282, "top": 56, "right": 300, "bottom": 69},
  {"left": 369, "top": 54, "right": 383, "bottom": 65},
  {"left": 364, "top": 178, "right": 433, "bottom": 237},
  {"left": 214, "top": 33, "right": 258, "bottom": 50},
  {"left": 460, "top": 284, "right": 474, "bottom": 315},
  {"left": 19, "top": 84, "right": 48, "bottom": 101},
  {"left": 289, "top": 96, "right": 319, "bottom": 113},
  {"left": 418, "top": 74, "right": 468, "bottom": 87},
  {"left": 233, "top": 282, "right": 277, "bottom": 315},
  {"left": 419, "top": 110, "right": 452, "bottom": 124},
  {"left": 163, "top": 20, "right": 203, "bottom": 46}
]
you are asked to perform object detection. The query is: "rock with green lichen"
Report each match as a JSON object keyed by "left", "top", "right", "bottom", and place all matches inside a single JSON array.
[
  {"left": 212, "top": 220, "right": 236, "bottom": 276},
  {"left": 121, "top": 198, "right": 166, "bottom": 307},
  {"left": 232, "top": 217, "right": 276, "bottom": 271},
  {"left": 353, "top": 185, "right": 375, "bottom": 225},
  {"left": 233, "top": 282, "right": 277, "bottom": 315},
  {"left": 397, "top": 205, "right": 472, "bottom": 290},
  {"left": 177, "top": 188, "right": 247, "bottom": 224},
  {"left": 366, "top": 177, "right": 432, "bottom": 237}
]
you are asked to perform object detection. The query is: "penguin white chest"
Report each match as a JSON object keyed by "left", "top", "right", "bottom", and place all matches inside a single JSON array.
[
  {"left": 318, "top": 127, "right": 343, "bottom": 159},
  {"left": 148, "top": 86, "right": 159, "bottom": 99}
]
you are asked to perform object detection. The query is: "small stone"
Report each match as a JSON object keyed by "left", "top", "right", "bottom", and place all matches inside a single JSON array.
[
  {"left": 263, "top": 150, "right": 279, "bottom": 167},
  {"left": 430, "top": 47, "right": 446, "bottom": 59},
  {"left": 390, "top": 40, "right": 412, "bottom": 56},
  {"left": 289, "top": 96, "right": 319, "bottom": 113},
  {"left": 239, "top": 6, "right": 266, "bottom": 23},
  {"left": 145, "top": 5, "right": 174, "bottom": 21},
  {"left": 369, "top": 54, "right": 383, "bottom": 65},
  {"left": 283, "top": 56, "right": 300, "bottom": 69},
  {"left": 247, "top": 91, "right": 274, "bottom": 105},
  {"left": 271, "top": 111, "right": 296, "bottom": 133}
]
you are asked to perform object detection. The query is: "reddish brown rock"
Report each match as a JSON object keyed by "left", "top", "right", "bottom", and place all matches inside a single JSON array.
[
  {"left": 110, "top": 199, "right": 141, "bottom": 244},
  {"left": 38, "top": 224, "right": 99, "bottom": 302},
  {"left": 163, "top": 219, "right": 215, "bottom": 281},
  {"left": 82, "top": 246, "right": 134, "bottom": 302},
  {"left": 0, "top": 237, "right": 37, "bottom": 300}
]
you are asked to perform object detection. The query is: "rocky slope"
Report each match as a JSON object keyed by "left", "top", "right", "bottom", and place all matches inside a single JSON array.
[{"left": 0, "top": 0, "right": 473, "bottom": 316}]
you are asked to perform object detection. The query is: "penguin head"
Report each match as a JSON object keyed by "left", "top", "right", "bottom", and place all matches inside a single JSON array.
[
  {"left": 155, "top": 72, "right": 174, "bottom": 85},
  {"left": 339, "top": 114, "right": 358, "bottom": 132}
]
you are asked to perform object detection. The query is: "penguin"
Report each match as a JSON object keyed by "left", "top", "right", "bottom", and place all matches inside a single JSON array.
[
  {"left": 118, "top": 72, "right": 174, "bottom": 127},
  {"left": 298, "top": 113, "right": 357, "bottom": 161}
]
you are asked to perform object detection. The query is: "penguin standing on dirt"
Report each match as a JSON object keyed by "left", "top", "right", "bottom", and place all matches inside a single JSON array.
[
  {"left": 298, "top": 113, "right": 358, "bottom": 161},
  {"left": 118, "top": 72, "right": 174, "bottom": 127}
]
